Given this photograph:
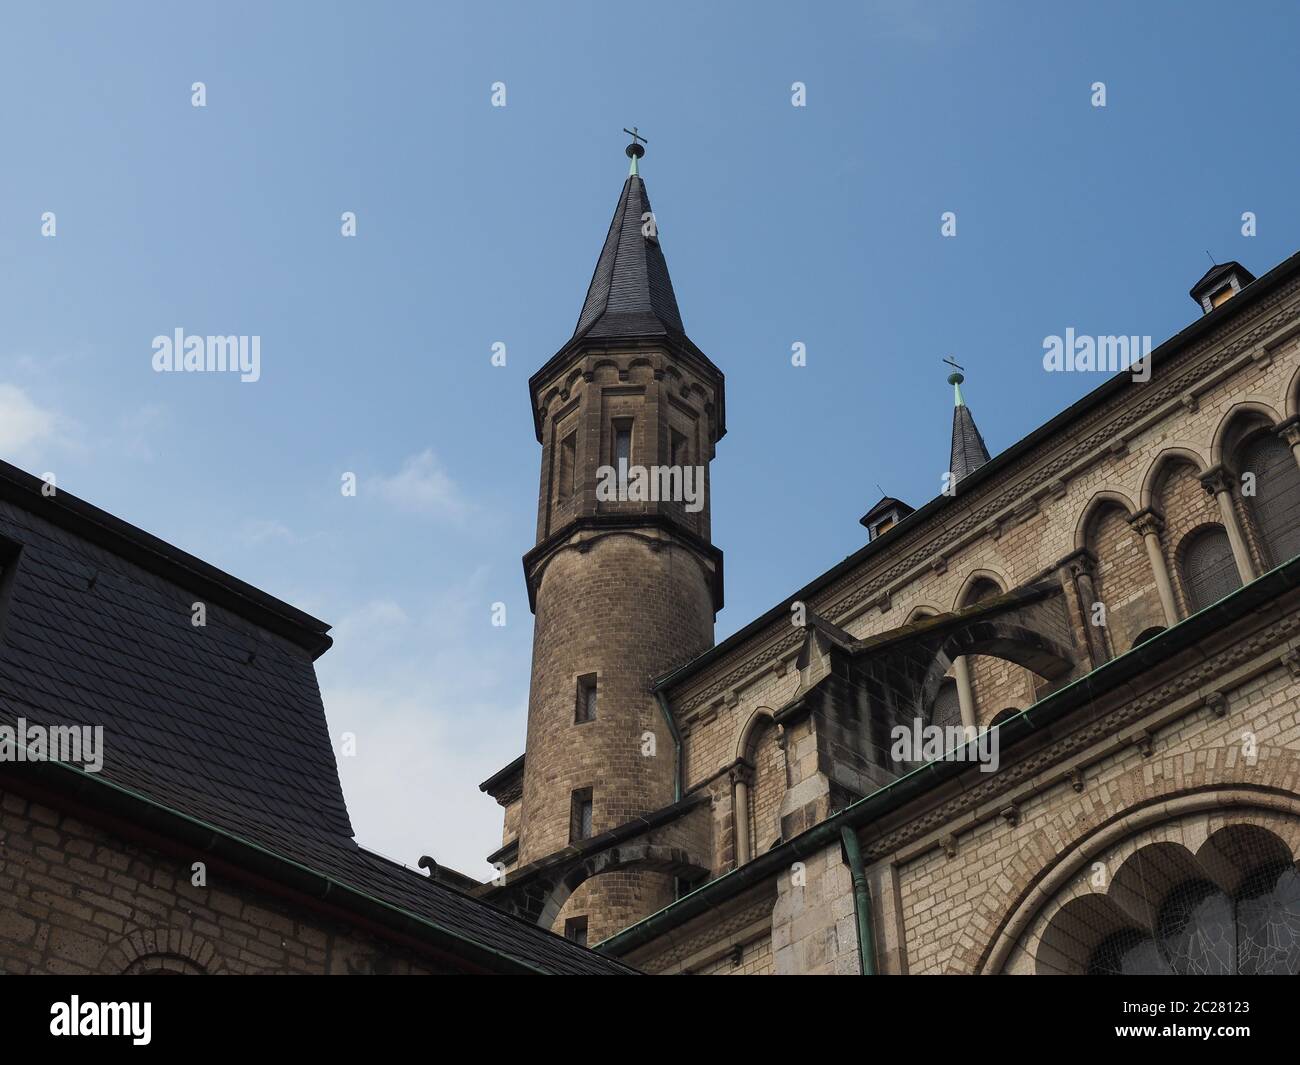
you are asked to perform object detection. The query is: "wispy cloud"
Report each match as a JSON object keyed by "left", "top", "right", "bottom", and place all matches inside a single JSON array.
[
  {"left": 318, "top": 576, "right": 526, "bottom": 879},
  {"left": 371, "top": 449, "right": 473, "bottom": 520},
  {"left": 235, "top": 518, "right": 302, "bottom": 546},
  {"left": 0, "top": 383, "right": 63, "bottom": 464}
]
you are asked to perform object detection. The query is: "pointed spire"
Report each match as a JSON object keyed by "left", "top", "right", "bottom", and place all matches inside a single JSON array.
[
  {"left": 572, "top": 133, "right": 686, "bottom": 342},
  {"left": 947, "top": 369, "right": 990, "bottom": 484}
]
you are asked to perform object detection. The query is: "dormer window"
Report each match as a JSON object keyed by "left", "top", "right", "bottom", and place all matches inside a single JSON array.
[
  {"left": 1189, "top": 261, "right": 1256, "bottom": 315},
  {"left": 859, "top": 496, "right": 914, "bottom": 541}
]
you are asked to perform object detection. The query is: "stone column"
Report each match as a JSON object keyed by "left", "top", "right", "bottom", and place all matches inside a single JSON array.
[
  {"left": 1071, "top": 559, "right": 1112, "bottom": 665},
  {"left": 1199, "top": 464, "right": 1257, "bottom": 583},
  {"left": 1128, "top": 508, "right": 1179, "bottom": 626},
  {"left": 1277, "top": 416, "right": 1300, "bottom": 470},
  {"left": 952, "top": 656, "right": 977, "bottom": 729},
  {"left": 1060, "top": 549, "right": 1110, "bottom": 668},
  {"left": 730, "top": 764, "right": 752, "bottom": 868}
]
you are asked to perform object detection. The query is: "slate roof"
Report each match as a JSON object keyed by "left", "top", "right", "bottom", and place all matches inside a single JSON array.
[
  {"left": 950, "top": 394, "right": 990, "bottom": 484},
  {"left": 0, "top": 459, "right": 634, "bottom": 975},
  {"left": 573, "top": 173, "right": 686, "bottom": 342}
]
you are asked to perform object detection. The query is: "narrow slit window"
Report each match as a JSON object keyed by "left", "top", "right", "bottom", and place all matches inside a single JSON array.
[
  {"left": 575, "top": 673, "right": 597, "bottom": 723},
  {"left": 558, "top": 431, "right": 577, "bottom": 497},
  {"left": 564, "top": 916, "right": 588, "bottom": 947},
  {"left": 570, "top": 788, "right": 593, "bottom": 842},
  {"left": 613, "top": 422, "right": 632, "bottom": 468},
  {"left": 670, "top": 429, "right": 689, "bottom": 467}
]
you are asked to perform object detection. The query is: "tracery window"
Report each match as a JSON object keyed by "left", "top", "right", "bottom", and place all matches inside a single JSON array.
[{"left": 1035, "top": 824, "right": 1300, "bottom": 975}]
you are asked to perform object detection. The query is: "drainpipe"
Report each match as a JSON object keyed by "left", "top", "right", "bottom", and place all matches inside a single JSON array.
[
  {"left": 654, "top": 689, "right": 683, "bottom": 803},
  {"left": 840, "top": 826, "right": 877, "bottom": 975}
]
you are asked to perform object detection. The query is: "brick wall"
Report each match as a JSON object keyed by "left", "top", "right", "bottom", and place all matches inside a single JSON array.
[{"left": 0, "top": 790, "right": 443, "bottom": 974}]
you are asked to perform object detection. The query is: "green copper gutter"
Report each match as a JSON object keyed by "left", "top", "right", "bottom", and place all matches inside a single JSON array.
[
  {"left": 840, "top": 826, "right": 876, "bottom": 975},
  {"left": 655, "top": 689, "right": 684, "bottom": 802}
]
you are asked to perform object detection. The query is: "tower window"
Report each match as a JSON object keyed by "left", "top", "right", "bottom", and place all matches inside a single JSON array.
[
  {"left": 570, "top": 788, "right": 593, "bottom": 842},
  {"left": 564, "top": 916, "right": 588, "bottom": 947},
  {"left": 670, "top": 429, "right": 689, "bottom": 467},
  {"left": 613, "top": 421, "right": 633, "bottom": 468},
  {"left": 575, "top": 673, "right": 597, "bottom": 723},
  {"left": 675, "top": 874, "right": 705, "bottom": 900},
  {"left": 558, "top": 431, "right": 577, "bottom": 497}
]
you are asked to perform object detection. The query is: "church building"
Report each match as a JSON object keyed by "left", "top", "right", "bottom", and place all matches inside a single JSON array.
[
  {"left": 477, "top": 136, "right": 1300, "bottom": 975},
  {"left": 3, "top": 135, "right": 1299, "bottom": 977}
]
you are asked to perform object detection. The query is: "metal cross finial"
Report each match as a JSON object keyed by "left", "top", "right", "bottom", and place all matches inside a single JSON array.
[
  {"left": 943, "top": 356, "right": 967, "bottom": 394},
  {"left": 623, "top": 127, "right": 647, "bottom": 173}
]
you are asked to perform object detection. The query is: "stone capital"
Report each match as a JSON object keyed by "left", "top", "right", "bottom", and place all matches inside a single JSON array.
[
  {"left": 1275, "top": 415, "right": 1300, "bottom": 448},
  {"left": 1127, "top": 507, "right": 1165, "bottom": 539},
  {"left": 1055, "top": 546, "right": 1097, "bottom": 581},
  {"left": 1199, "top": 463, "right": 1234, "bottom": 498}
]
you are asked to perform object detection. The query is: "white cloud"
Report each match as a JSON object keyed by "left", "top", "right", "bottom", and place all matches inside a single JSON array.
[
  {"left": 371, "top": 449, "right": 473, "bottom": 520},
  {"left": 317, "top": 579, "right": 528, "bottom": 880},
  {"left": 236, "top": 518, "right": 301, "bottom": 546},
  {"left": 0, "top": 383, "right": 60, "bottom": 462}
]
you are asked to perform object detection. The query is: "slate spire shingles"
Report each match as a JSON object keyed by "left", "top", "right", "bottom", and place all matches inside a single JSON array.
[
  {"left": 572, "top": 171, "right": 686, "bottom": 342},
  {"left": 948, "top": 371, "right": 990, "bottom": 484}
]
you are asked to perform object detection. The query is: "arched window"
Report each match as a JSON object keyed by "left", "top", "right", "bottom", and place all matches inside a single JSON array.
[
  {"left": 1240, "top": 434, "right": 1300, "bottom": 568},
  {"left": 1034, "top": 824, "right": 1300, "bottom": 975},
  {"left": 1085, "top": 865, "right": 1300, "bottom": 974},
  {"left": 930, "top": 678, "right": 962, "bottom": 730},
  {"left": 989, "top": 708, "right": 1019, "bottom": 728},
  {"left": 1131, "top": 626, "right": 1165, "bottom": 648},
  {"left": 963, "top": 577, "right": 1002, "bottom": 607},
  {"left": 1180, "top": 526, "right": 1241, "bottom": 612}
]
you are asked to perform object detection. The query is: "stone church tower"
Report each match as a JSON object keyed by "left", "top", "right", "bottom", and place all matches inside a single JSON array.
[{"left": 517, "top": 137, "right": 725, "bottom": 941}]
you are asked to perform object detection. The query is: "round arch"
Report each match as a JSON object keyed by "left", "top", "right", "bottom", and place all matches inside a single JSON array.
[
  {"left": 1210, "top": 399, "right": 1283, "bottom": 466},
  {"left": 1286, "top": 362, "right": 1300, "bottom": 420},
  {"left": 537, "top": 844, "right": 710, "bottom": 930},
  {"left": 952, "top": 569, "right": 1009, "bottom": 610},
  {"left": 733, "top": 706, "right": 777, "bottom": 762},
  {"left": 99, "top": 928, "right": 225, "bottom": 975},
  {"left": 1073, "top": 489, "right": 1139, "bottom": 551},
  {"left": 1139, "top": 445, "right": 1210, "bottom": 509},
  {"left": 905, "top": 603, "right": 943, "bottom": 624},
  {"left": 977, "top": 787, "right": 1300, "bottom": 974}
]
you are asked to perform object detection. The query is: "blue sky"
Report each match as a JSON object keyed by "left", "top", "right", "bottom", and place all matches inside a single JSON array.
[{"left": 2, "top": 1, "right": 1298, "bottom": 876}]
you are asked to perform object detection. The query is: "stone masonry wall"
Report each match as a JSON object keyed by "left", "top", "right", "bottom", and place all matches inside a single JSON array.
[{"left": 0, "top": 789, "right": 443, "bottom": 975}]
